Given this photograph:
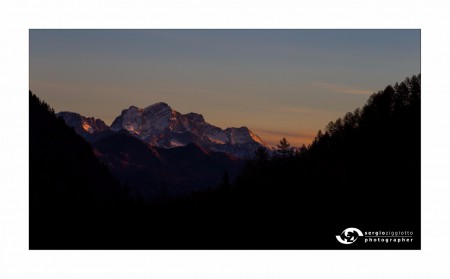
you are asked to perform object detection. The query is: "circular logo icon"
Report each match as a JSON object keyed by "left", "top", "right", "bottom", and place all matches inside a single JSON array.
[{"left": 336, "top": 227, "right": 363, "bottom": 244}]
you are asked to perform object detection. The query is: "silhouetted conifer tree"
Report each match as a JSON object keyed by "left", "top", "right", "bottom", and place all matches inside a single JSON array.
[{"left": 277, "top": 137, "right": 292, "bottom": 158}]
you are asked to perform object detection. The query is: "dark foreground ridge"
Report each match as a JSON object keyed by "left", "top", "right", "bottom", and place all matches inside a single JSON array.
[{"left": 29, "top": 74, "right": 420, "bottom": 249}]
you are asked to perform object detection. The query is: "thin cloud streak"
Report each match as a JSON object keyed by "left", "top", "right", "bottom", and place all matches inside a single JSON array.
[
  {"left": 272, "top": 106, "right": 341, "bottom": 115},
  {"left": 253, "top": 128, "right": 316, "bottom": 147},
  {"left": 311, "top": 82, "right": 373, "bottom": 96},
  {"left": 254, "top": 128, "right": 313, "bottom": 139}
]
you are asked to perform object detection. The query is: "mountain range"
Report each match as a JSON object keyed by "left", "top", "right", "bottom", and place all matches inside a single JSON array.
[
  {"left": 58, "top": 102, "right": 270, "bottom": 159},
  {"left": 56, "top": 102, "right": 271, "bottom": 199}
]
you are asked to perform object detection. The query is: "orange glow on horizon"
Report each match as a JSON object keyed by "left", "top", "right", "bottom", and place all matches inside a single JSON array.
[{"left": 255, "top": 131, "right": 315, "bottom": 148}]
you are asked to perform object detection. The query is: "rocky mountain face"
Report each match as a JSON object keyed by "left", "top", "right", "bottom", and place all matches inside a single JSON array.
[
  {"left": 57, "top": 112, "right": 111, "bottom": 142},
  {"left": 109, "top": 102, "right": 270, "bottom": 158},
  {"left": 58, "top": 102, "right": 270, "bottom": 158}
]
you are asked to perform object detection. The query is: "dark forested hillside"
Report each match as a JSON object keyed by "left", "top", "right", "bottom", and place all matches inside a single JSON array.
[
  {"left": 92, "top": 132, "right": 243, "bottom": 200},
  {"left": 29, "top": 91, "right": 125, "bottom": 249}
]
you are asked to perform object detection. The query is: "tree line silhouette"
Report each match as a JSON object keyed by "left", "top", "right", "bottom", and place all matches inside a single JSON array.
[{"left": 29, "top": 74, "right": 420, "bottom": 249}]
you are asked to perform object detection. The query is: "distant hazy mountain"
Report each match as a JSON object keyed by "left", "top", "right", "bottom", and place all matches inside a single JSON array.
[{"left": 59, "top": 102, "right": 271, "bottom": 158}]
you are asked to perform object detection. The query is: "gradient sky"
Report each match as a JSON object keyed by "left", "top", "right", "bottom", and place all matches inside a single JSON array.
[{"left": 29, "top": 30, "right": 420, "bottom": 147}]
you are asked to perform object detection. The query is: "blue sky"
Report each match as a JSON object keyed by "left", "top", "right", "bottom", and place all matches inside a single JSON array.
[{"left": 29, "top": 29, "right": 420, "bottom": 146}]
